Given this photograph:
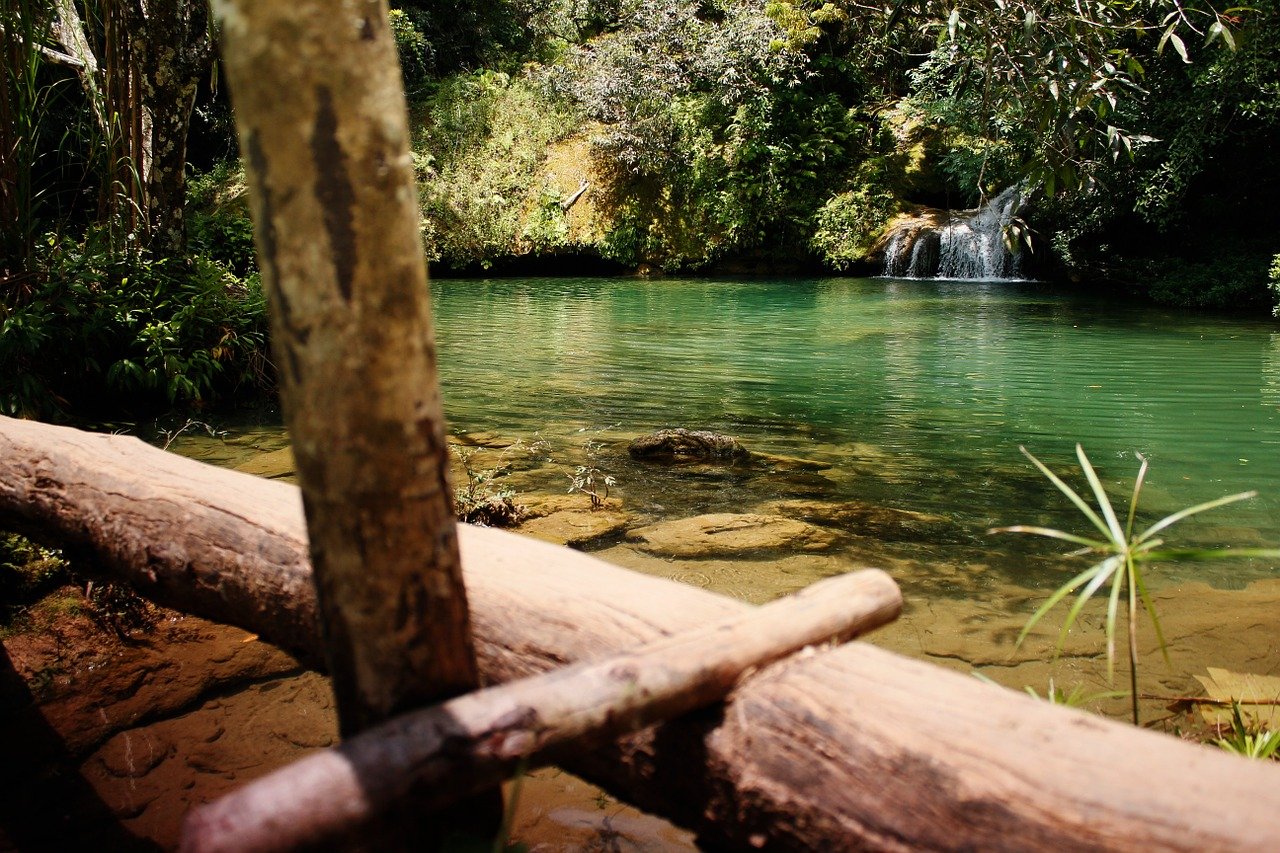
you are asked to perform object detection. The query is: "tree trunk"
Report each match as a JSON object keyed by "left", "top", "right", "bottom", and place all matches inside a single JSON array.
[
  {"left": 3, "top": 417, "right": 1280, "bottom": 852},
  {"left": 214, "top": 0, "right": 478, "bottom": 739},
  {"left": 212, "top": 0, "right": 492, "bottom": 844},
  {"left": 130, "top": 0, "right": 212, "bottom": 254},
  {"left": 47, "top": 0, "right": 211, "bottom": 253}
]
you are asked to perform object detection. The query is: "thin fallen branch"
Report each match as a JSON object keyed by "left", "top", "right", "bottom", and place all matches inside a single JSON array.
[
  {"left": 560, "top": 180, "right": 590, "bottom": 212},
  {"left": 180, "top": 570, "right": 900, "bottom": 853},
  {"left": 1142, "top": 694, "right": 1280, "bottom": 707}
]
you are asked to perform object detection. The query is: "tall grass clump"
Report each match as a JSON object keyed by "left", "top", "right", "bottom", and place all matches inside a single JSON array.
[{"left": 994, "top": 444, "right": 1280, "bottom": 725}]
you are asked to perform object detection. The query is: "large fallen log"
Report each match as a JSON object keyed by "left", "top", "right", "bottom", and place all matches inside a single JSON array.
[
  {"left": 181, "top": 570, "right": 900, "bottom": 853},
  {"left": 3, "top": 415, "right": 1280, "bottom": 850}
]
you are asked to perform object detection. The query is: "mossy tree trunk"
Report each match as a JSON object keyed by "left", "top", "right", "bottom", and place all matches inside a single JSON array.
[
  {"left": 211, "top": 0, "right": 490, "bottom": 841},
  {"left": 129, "top": 0, "right": 211, "bottom": 254},
  {"left": 47, "top": 0, "right": 212, "bottom": 253}
]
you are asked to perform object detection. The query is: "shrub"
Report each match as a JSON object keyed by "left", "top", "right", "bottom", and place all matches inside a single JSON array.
[
  {"left": 810, "top": 185, "right": 901, "bottom": 270},
  {"left": 1, "top": 532, "right": 69, "bottom": 623},
  {"left": 388, "top": 9, "right": 432, "bottom": 98},
  {"left": 0, "top": 233, "right": 272, "bottom": 420},
  {"left": 1270, "top": 254, "right": 1280, "bottom": 317},
  {"left": 187, "top": 162, "right": 257, "bottom": 276},
  {"left": 416, "top": 71, "right": 578, "bottom": 267},
  {"left": 1122, "top": 253, "right": 1274, "bottom": 313}
]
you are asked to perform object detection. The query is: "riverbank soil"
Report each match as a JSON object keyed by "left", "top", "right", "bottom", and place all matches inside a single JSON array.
[{"left": 0, "top": 583, "right": 696, "bottom": 850}]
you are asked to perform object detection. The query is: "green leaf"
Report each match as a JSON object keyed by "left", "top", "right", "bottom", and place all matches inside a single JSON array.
[
  {"left": 1019, "top": 447, "right": 1114, "bottom": 542},
  {"left": 988, "top": 525, "right": 1108, "bottom": 550},
  {"left": 1136, "top": 491, "right": 1257, "bottom": 544},
  {"left": 1125, "top": 454, "right": 1149, "bottom": 539},
  {"left": 1076, "top": 444, "right": 1124, "bottom": 543},
  {"left": 1138, "top": 547, "right": 1280, "bottom": 562},
  {"left": 1057, "top": 556, "right": 1121, "bottom": 659},
  {"left": 1016, "top": 562, "right": 1106, "bottom": 648}
]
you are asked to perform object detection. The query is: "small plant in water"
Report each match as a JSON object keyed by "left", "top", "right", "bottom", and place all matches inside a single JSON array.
[
  {"left": 1215, "top": 702, "right": 1280, "bottom": 760},
  {"left": 1023, "top": 678, "right": 1127, "bottom": 709},
  {"left": 451, "top": 444, "right": 526, "bottom": 528},
  {"left": 993, "top": 444, "right": 1280, "bottom": 726},
  {"left": 567, "top": 439, "right": 616, "bottom": 510}
]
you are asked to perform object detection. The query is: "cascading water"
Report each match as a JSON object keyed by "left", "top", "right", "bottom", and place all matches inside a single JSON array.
[{"left": 880, "top": 184, "right": 1026, "bottom": 281}]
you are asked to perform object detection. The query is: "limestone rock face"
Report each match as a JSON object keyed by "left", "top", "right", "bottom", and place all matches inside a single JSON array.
[
  {"left": 625, "top": 513, "right": 841, "bottom": 558},
  {"left": 628, "top": 429, "right": 748, "bottom": 463}
]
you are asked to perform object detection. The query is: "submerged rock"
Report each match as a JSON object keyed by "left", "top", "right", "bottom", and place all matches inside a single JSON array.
[
  {"left": 233, "top": 446, "right": 296, "bottom": 480},
  {"left": 628, "top": 429, "right": 749, "bottom": 463},
  {"left": 625, "top": 513, "right": 841, "bottom": 558},
  {"left": 517, "top": 494, "right": 630, "bottom": 549},
  {"left": 766, "top": 498, "right": 953, "bottom": 543}
]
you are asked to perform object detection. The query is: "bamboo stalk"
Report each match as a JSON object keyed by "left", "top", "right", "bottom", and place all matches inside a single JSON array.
[{"left": 179, "top": 569, "right": 901, "bottom": 853}]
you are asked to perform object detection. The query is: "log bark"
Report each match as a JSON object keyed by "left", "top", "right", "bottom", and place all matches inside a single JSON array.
[
  {"left": 3, "top": 416, "right": 1280, "bottom": 851},
  {"left": 213, "top": 0, "right": 479, "bottom": 737},
  {"left": 180, "top": 570, "right": 901, "bottom": 853}
]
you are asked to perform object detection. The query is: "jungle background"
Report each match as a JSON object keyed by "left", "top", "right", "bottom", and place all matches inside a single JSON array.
[{"left": 3, "top": 0, "right": 1280, "bottom": 423}]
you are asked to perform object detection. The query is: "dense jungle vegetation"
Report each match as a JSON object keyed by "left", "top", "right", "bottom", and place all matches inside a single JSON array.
[{"left": 2, "top": 0, "right": 1279, "bottom": 422}]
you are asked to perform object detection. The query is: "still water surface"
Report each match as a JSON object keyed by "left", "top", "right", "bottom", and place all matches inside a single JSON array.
[
  {"left": 197, "top": 275, "right": 1280, "bottom": 593},
  {"left": 428, "top": 276, "right": 1280, "bottom": 585}
]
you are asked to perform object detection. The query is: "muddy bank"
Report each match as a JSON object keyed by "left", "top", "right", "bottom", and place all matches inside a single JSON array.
[{"left": 0, "top": 582, "right": 695, "bottom": 850}]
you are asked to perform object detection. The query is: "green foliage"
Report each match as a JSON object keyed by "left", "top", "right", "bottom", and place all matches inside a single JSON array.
[
  {"left": 450, "top": 444, "right": 527, "bottom": 528},
  {"left": 567, "top": 439, "right": 615, "bottom": 510},
  {"left": 389, "top": 9, "right": 432, "bottom": 97},
  {"left": 993, "top": 445, "right": 1280, "bottom": 725},
  {"left": 810, "top": 184, "right": 901, "bottom": 270},
  {"left": 0, "top": 234, "right": 272, "bottom": 421},
  {"left": 521, "top": 186, "right": 571, "bottom": 253},
  {"left": 1126, "top": 254, "right": 1275, "bottom": 313},
  {"left": 552, "top": 0, "right": 855, "bottom": 268},
  {"left": 188, "top": 162, "right": 257, "bottom": 276},
  {"left": 1269, "top": 254, "right": 1280, "bottom": 317},
  {"left": 416, "top": 71, "right": 578, "bottom": 268},
  {"left": 1023, "top": 679, "right": 1128, "bottom": 709},
  {"left": 1, "top": 532, "right": 69, "bottom": 623},
  {"left": 1216, "top": 702, "right": 1280, "bottom": 760}
]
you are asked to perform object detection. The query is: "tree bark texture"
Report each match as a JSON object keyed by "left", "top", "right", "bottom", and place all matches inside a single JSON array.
[
  {"left": 180, "top": 570, "right": 901, "bottom": 853},
  {"left": 4, "top": 418, "right": 1280, "bottom": 850},
  {"left": 130, "top": 0, "right": 211, "bottom": 254},
  {"left": 212, "top": 0, "right": 478, "bottom": 736}
]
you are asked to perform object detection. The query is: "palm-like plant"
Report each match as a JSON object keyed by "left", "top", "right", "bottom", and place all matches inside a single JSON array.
[{"left": 993, "top": 444, "right": 1280, "bottom": 725}]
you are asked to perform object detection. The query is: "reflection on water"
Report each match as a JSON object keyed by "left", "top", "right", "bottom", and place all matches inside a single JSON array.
[{"left": 184, "top": 276, "right": 1280, "bottom": 592}]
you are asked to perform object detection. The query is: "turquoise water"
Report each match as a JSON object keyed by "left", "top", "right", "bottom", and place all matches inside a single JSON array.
[{"left": 428, "top": 276, "right": 1280, "bottom": 587}]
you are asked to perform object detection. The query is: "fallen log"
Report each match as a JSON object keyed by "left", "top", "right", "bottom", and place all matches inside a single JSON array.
[
  {"left": 3, "top": 415, "right": 1280, "bottom": 850},
  {"left": 180, "top": 570, "right": 900, "bottom": 852}
]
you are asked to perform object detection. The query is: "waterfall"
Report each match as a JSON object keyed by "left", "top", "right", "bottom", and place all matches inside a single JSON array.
[{"left": 880, "top": 184, "right": 1026, "bottom": 281}]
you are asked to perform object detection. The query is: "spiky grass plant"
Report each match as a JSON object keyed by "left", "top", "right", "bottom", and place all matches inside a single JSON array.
[{"left": 993, "top": 444, "right": 1280, "bottom": 725}]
